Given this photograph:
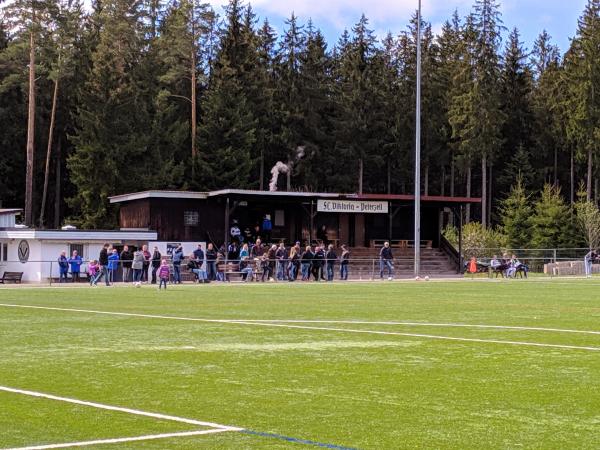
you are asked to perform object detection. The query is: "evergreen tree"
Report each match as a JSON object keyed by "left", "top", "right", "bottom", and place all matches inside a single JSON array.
[
  {"left": 530, "top": 184, "right": 575, "bottom": 248},
  {"left": 334, "top": 14, "right": 382, "bottom": 193},
  {"left": 194, "top": 0, "right": 256, "bottom": 190},
  {"left": 498, "top": 28, "right": 534, "bottom": 198},
  {"left": 565, "top": 0, "right": 600, "bottom": 201},
  {"left": 530, "top": 31, "right": 565, "bottom": 187},
  {"left": 437, "top": 11, "right": 462, "bottom": 197},
  {"left": 296, "top": 24, "right": 336, "bottom": 191},
  {"left": 3, "top": 0, "right": 57, "bottom": 224},
  {"left": 498, "top": 175, "right": 532, "bottom": 249},
  {"left": 472, "top": 0, "right": 505, "bottom": 226},
  {"left": 195, "top": 59, "right": 255, "bottom": 190},
  {"left": 68, "top": 0, "right": 151, "bottom": 228},
  {"left": 498, "top": 144, "right": 535, "bottom": 190}
]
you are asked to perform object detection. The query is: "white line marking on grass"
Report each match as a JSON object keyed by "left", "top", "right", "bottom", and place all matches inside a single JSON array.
[
  {"left": 227, "top": 320, "right": 600, "bottom": 336},
  {"left": 4, "top": 429, "right": 231, "bottom": 450},
  {"left": 0, "top": 386, "right": 242, "bottom": 431},
  {"left": 0, "top": 303, "right": 599, "bottom": 352},
  {"left": 226, "top": 321, "right": 600, "bottom": 352}
]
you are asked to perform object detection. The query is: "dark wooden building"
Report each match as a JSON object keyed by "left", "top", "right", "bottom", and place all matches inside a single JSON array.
[{"left": 110, "top": 189, "right": 480, "bottom": 251}]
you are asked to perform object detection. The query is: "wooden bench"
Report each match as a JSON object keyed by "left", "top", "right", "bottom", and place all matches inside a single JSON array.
[
  {"left": 219, "top": 262, "right": 245, "bottom": 282},
  {"left": 0, "top": 272, "right": 23, "bottom": 284}
]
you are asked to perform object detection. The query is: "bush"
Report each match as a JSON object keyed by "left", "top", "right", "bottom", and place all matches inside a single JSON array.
[{"left": 443, "top": 222, "right": 508, "bottom": 259}]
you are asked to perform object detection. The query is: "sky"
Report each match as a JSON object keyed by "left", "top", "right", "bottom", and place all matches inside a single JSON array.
[{"left": 207, "top": 0, "right": 589, "bottom": 54}]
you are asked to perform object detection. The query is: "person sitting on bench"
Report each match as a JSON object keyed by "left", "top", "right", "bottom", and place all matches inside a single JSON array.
[{"left": 187, "top": 254, "right": 207, "bottom": 282}]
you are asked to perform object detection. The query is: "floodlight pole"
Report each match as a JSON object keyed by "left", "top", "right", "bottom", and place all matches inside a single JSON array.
[{"left": 414, "top": 0, "right": 422, "bottom": 277}]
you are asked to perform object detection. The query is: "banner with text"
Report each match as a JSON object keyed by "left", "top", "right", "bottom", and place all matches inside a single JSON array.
[{"left": 317, "top": 199, "right": 388, "bottom": 214}]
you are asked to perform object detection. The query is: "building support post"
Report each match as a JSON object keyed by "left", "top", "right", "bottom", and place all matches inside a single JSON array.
[
  {"left": 224, "top": 197, "right": 230, "bottom": 260},
  {"left": 388, "top": 202, "right": 393, "bottom": 241},
  {"left": 458, "top": 204, "right": 464, "bottom": 274},
  {"left": 310, "top": 200, "right": 315, "bottom": 244}
]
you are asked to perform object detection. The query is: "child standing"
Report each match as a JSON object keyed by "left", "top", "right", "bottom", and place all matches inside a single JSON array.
[
  {"left": 88, "top": 260, "right": 99, "bottom": 286},
  {"left": 158, "top": 259, "right": 170, "bottom": 290}
]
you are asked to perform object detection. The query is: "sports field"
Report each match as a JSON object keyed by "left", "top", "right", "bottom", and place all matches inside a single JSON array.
[{"left": 1, "top": 280, "right": 599, "bottom": 449}]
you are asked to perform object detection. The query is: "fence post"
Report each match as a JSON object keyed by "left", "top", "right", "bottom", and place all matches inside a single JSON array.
[
  {"left": 371, "top": 259, "right": 375, "bottom": 281},
  {"left": 553, "top": 249, "right": 557, "bottom": 264},
  {"left": 49, "top": 261, "right": 53, "bottom": 286}
]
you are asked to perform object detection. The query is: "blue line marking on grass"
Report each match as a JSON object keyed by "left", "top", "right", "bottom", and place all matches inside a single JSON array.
[{"left": 242, "top": 429, "right": 359, "bottom": 449}]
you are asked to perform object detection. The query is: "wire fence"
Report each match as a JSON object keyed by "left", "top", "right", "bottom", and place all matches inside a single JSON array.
[
  {"left": 0, "top": 258, "right": 422, "bottom": 284},
  {"left": 1, "top": 249, "right": 597, "bottom": 284}
]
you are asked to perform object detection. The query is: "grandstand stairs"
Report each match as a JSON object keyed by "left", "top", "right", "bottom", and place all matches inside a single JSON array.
[{"left": 344, "top": 247, "right": 462, "bottom": 280}]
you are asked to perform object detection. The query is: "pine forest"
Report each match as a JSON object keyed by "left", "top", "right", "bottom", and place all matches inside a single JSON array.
[{"left": 2, "top": 0, "right": 600, "bottom": 238}]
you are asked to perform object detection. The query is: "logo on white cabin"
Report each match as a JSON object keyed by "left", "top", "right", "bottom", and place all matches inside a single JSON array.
[{"left": 18, "top": 240, "right": 29, "bottom": 263}]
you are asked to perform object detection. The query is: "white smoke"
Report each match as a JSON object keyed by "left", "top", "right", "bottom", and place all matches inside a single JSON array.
[
  {"left": 268, "top": 146, "right": 306, "bottom": 192},
  {"left": 269, "top": 161, "right": 290, "bottom": 192}
]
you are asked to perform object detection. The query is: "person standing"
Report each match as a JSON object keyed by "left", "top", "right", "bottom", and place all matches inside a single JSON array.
[
  {"left": 158, "top": 259, "right": 170, "bottom": 290},
  {"left": 289, "top": 246, "right": 300, "bottom": 281},
  {"left": 58, "top": 251, "right": 69, "bottom": 283},
  {"left": 379, "top": 241, "right": 394, "bottom": 280},
  {"left": 151, "top": 246, "right": 161, "bottom": 284},
  {"left": 227, "top": 241, "right": 240, "bottom": 261},
  {"left": 108, "top": 248, "right": 119, "bottom": 283},
  {"left": 206, "top": 243, "right": 217, "bottom": 281},
  {"left": 312, "top": 245, "right": 325, "bottom": 281},
  {"left": 301, "top": 245, "right": 313, "bottom": 281},
  {"left": 230, "top": 220, "right": 241, "bottom": 242},
  {"left": 141, "top": 245, "right": 151, "bottom": 283},
  {"left": 262, "top": 215, "right": 272, "bottom": 243},
  {"left": 172, "top": 245, "right": 183, "bottom": 284},
  {"left": 584, "top": 249, "right": 597, "bottom": 278},
  {"left": 68, "top": 250, "right": 82, "bottom": 282},
  {"left": 193, "top": 244, "right": 205, "bottom": 265},
  {"left": 88, "top": 260, "right": 100, "bottom": 286},
  {"left": 120, "top": 245, "right": 133, "bottom": 283},
  {"left": 325, "top": 244, "right": 337, "bottom": 282},
  {"left": 340, "top": 245, "right": 350, "bottom": 281},
  {"left": 275, "top": 243, "right": 288, "bottom": 281},
  {"left": 250, "top": 239, "right": 264, "bottom": 258},
  {"left": 98, "top": 243, "right": 111, "bottom": 286},
  {"left": 132, "top": 248, "right": 145, "bottom": 286}
]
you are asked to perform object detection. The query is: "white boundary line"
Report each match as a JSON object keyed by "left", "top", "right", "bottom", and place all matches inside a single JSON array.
[
  {"left": 2, "top": 303, "right": 599, "bottom": 335},
  {"left": 5, "top": 429, "right": 230, "bottom": 450},
  {"left": 0, "top": 386, "right": 242, "bottom": 431},
  {"left": 0, "top": 303, "right": 598, "bottom": 352},
  {"left": 226, "top": 320, "right": 600, "bottom": 336}
]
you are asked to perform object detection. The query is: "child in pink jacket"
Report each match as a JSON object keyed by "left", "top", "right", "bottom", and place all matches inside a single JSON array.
[{"left": 158, "top": 260, "right": 170, "bottom": 290}]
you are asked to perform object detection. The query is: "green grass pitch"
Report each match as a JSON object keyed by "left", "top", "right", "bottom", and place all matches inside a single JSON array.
[{"left": 0, "top": 280, "right": 599, "bottom": 449}]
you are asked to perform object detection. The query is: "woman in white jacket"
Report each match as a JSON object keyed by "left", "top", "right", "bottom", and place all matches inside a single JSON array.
[{"left": 132, "top": 249, "right": 145, "bottom": 286}]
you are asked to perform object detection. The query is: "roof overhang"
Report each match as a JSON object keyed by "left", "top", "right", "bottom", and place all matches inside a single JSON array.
[
  {"left": 109, "top": 191, "right": 208, "bottom": 204},
  {"left": 109, "top": 189, "right": 481, "bottom": 204},
  {"left": 0, "top": 208, "right": 23, "bottom": 215}
]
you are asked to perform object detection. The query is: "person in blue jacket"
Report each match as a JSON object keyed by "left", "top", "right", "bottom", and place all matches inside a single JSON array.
[
  {"left": 58, "top": 251, "right": 69, "bottom": 283},
  {"left": 108, "top": 248, "right": 120, "bottom": 283},
  {"left": 68, "top": 250, "right": 83, "bottom": 282},
  {"left": 262, "top": 215, "right": 272, "bottom": 243},
  {"left": 172, "top": 245, "right": 184, "bottom": 284}
]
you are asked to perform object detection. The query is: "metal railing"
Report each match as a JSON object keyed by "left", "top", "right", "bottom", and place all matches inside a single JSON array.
[{"left": 1, "top": 256, "right": 453, "bottom": 284}]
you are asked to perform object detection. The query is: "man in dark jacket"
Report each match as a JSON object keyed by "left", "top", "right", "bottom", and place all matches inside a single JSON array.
[
  {"left": 312, "top": 245, "right": 326, "bottom": 281},
  {"left": 120, "top": 245, "right": 133, "bottom": 283},
  {"left": 205, "top": 243, "right": 217, "bottom": 281},
  {"left": 151, "top": 246, "right": 161, "bottom": 284},
  {"left": 325, "top": 244, "right": 337, "bottom": 282},
  {"left": 98, "top": 243, "right": 110, "bottom": 286},
  {"left": 379, "top": 241, "right": 394, "bottom": 280}
]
